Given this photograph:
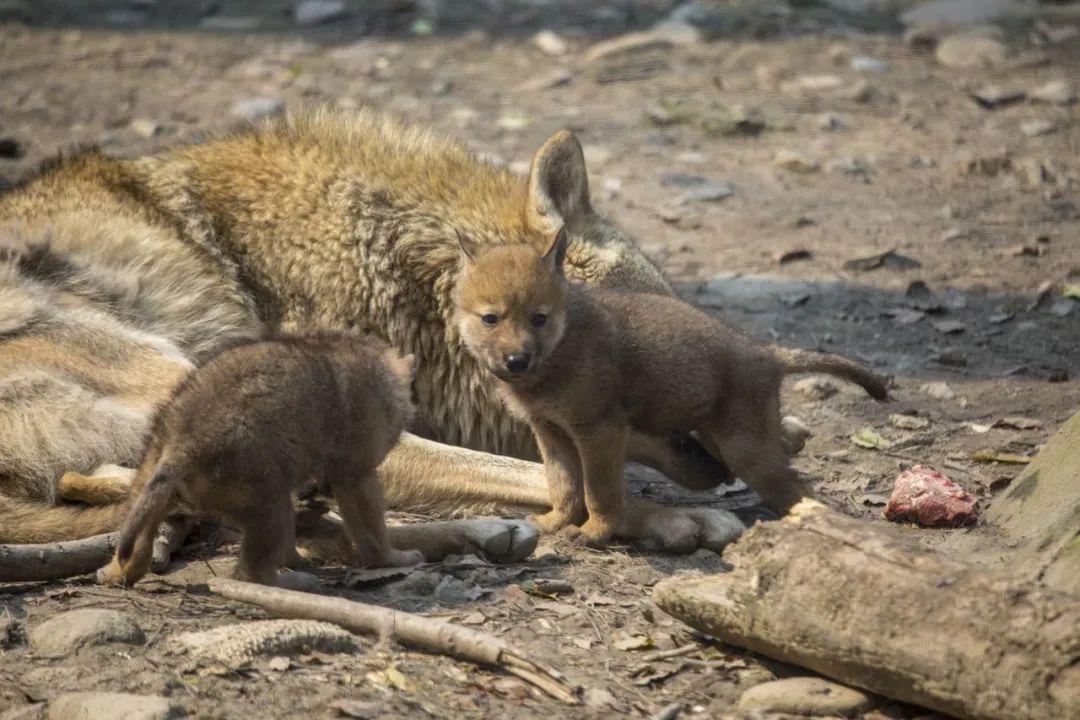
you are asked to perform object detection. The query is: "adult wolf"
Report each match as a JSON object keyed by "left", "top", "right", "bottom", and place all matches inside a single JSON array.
[{"left": 0, "top": 109, "right": 742, "bottom": 557}]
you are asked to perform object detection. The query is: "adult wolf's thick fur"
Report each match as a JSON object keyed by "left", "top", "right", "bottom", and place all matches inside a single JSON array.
[{"left": 0, "top": 109, "right": 740, "bottom": 551}]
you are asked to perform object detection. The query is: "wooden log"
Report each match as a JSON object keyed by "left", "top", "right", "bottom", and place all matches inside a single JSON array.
[
  {"left": 653, "top": 500, "right": 1080, "bottom": 720},
  {"left": 0, "top": 533, "right": 117, "bottom": 582}
]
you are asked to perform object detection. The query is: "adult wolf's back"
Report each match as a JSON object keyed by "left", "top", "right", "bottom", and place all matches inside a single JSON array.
[{"left": 0, "top": 109, "right": 741, "bottom": 552}]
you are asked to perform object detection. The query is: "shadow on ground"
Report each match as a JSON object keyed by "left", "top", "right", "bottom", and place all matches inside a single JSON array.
[{"left": 677, "top": 274, "right": 1077, "bottom": 383}]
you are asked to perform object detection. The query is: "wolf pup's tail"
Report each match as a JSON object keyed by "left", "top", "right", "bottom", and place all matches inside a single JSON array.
[
  {"left": 98, "top": 455, "right": 182, "bottom": 586},
  {"left": 774, "top": 347, "right": 890, "bottom": 401}
]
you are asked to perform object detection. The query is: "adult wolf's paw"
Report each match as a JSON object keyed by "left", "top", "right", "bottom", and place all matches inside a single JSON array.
[
  {"left": 461, "top": 518, "right": 539, "bottom": 563},
  {"left": 621, "top": 500, "right": 744, "bottom": 554}
]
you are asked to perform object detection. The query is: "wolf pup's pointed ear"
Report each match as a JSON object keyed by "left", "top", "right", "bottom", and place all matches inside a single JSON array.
[
  {"left": 384, "top": 348, "right": 416, "bottom": 381},
  {"left": 456, "top": 230, "right": 479, "bottom": 264},
  {"left": 542, "top": 226, "right": 569, "bottom": 271}
]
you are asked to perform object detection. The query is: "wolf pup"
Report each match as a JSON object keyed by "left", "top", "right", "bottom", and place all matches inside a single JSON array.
[
  {"left": 97, "top": 333, "right": 423, "bottom": 587},
  {"left": 453, "top": 229, "right": 889, "bottom": 547}
]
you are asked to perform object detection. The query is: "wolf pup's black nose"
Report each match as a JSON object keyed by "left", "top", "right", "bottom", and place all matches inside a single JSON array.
[{"left": 504, "top": 353, "right": 531, "bottom": 374}]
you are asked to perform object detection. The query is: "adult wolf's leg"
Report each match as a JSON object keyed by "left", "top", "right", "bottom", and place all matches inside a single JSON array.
[
  {"left": 376, "top": 432, "right": 744, "bottom": 554},
  {"left": 57, "top": 464, "right": 136, "bottom": 505}
]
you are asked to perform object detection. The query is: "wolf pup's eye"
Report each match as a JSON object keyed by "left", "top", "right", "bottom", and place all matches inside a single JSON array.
[
  {"left": 481, "top": 313, "right": 499, "bottom": 327},
  {"left": 531, "top": 313, "right": 548, "bottom": 328}
]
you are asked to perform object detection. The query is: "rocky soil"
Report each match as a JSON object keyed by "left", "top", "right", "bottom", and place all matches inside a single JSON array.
[{"left": 1, "top": 1, "right": 1079, "bottom": 718}]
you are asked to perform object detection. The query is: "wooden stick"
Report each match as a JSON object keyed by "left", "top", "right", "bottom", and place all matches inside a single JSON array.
[
  {"left": 0, "top": 533, "right": 117, "bottom": 582},
  {"left": 639, "top": 643, "right": 699, "bottom": 663},
  {"left": 207, "top": 577, "right": 580, "bottom": 704}
]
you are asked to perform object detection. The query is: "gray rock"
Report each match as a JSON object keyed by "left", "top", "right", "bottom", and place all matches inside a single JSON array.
[
  {"left": 294, "top": 0, "right": 346, "bottom": 26},
  {"left": 738, "top": 677, "right": 874, "bottom": 717},
  {"left": 30, "top": 609, "right": 144, "bottom": 658},
  {"left": 432, "top": 575, "right": 483, "bottom": 604},
  {"left": 129, "top": 119, "right": 161, "bottom": 139},
  {"left": 920, "top": 381, "right": 955, "bottom": 399},
  {"left": 680, "top": 181, "right": 734, "bottom": 203},
  {"left": 851, "top": 55, "right": 888, "bottom": 73},
  {"left": 935, "top": 34, "right": 1007, "bottom": 69},
  {"left": 1020, "top": 119, "right": 1055, "bottom": 137},
  {"left": 661, "top": 173, "right": 734, "bottom": 203},
  {"left": 532, "top": 30, "right": 567, "bottom": 56},
  {"left": 230, "top": 97, "right": 285, "bottom": 122},
  {"left": 1049, "top": 299, "right": 1075, "bottom": 318},
  {"left": 48, "top": 693, "right": 181, "bottom": 720},
  {"left": 1029, "top": 80, "right": 1076, "bottom": 106},
  {"left": 901, "top": 0, "right": 1032, "bottom": 28}
]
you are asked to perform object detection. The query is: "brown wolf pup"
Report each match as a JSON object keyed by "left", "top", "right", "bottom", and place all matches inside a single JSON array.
[
  {"left": 453, "top": 230, "right": 889, "bottom": 547},
  {"left": 97, "top": 333, "right": 423, "bottom": 587}
]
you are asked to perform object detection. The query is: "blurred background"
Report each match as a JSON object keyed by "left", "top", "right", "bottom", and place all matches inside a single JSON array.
[{"left": 2, "top": 0, "right": 1079, "bottom": 491}]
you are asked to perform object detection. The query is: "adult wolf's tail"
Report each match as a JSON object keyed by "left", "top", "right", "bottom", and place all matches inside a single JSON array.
[
  {"left": 0, "top": 495, "right": 128, "bottom": 544},
  {"left": 775, "top": 347, "right": 890, "bottom": 401}
]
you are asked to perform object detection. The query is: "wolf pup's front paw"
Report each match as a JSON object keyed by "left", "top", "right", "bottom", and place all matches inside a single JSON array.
[
  {"left": 528, "top": 509, "right": 582, "bottom": 534},
  {"left": 560, "top": 518, "right": 615, "bottom": 548},
  {"left": 95, "top": 559, "right": 127, "bottom": 586}
]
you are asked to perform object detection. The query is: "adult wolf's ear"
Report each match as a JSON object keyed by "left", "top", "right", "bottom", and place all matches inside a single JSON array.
[
  {"left": 541, "top": 226, "right": 569, "bottom": 271},
  {"left": 455, "top": 230, "right": 479, "bottom": 265},
  {"left": 526, "top": 130, "right": 592, "bottom": 236}
]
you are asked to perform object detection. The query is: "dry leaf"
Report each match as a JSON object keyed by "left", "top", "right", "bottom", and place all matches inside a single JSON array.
[
  {"left": 614, "top": 634, "right": 654, "bottom": 651},
  {"left": 889, "top": 413, "right": 930, "bottom": 430},
  {"left": 851, "top": 427, "right": 893, "bottom": 450},
  {"left": 385, "top": 665, "right": 416, "bottom": 692},
  {"left": 970, "top": 423, "right": 993, "bottom": 434}
]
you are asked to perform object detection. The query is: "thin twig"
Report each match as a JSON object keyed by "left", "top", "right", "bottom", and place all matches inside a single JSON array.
[
  {"left": 639, "top": 643, "right": 699, "bottom": 664},
  {"left": 207, "top": 577, "right": 580, "bottom": 704}
]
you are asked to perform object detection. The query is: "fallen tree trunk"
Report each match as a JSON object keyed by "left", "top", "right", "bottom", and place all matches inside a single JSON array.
[
  {"left": 654, "top": 500, "right": 1080, "bottom": 720},
  {"left": 0, "top": 533, "right": 117, "bottom": 582}
]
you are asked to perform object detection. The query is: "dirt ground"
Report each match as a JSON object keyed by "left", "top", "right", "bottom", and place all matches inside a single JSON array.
[{"left": 1, "top": 1, "right": 1079, "bottom": 718}]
